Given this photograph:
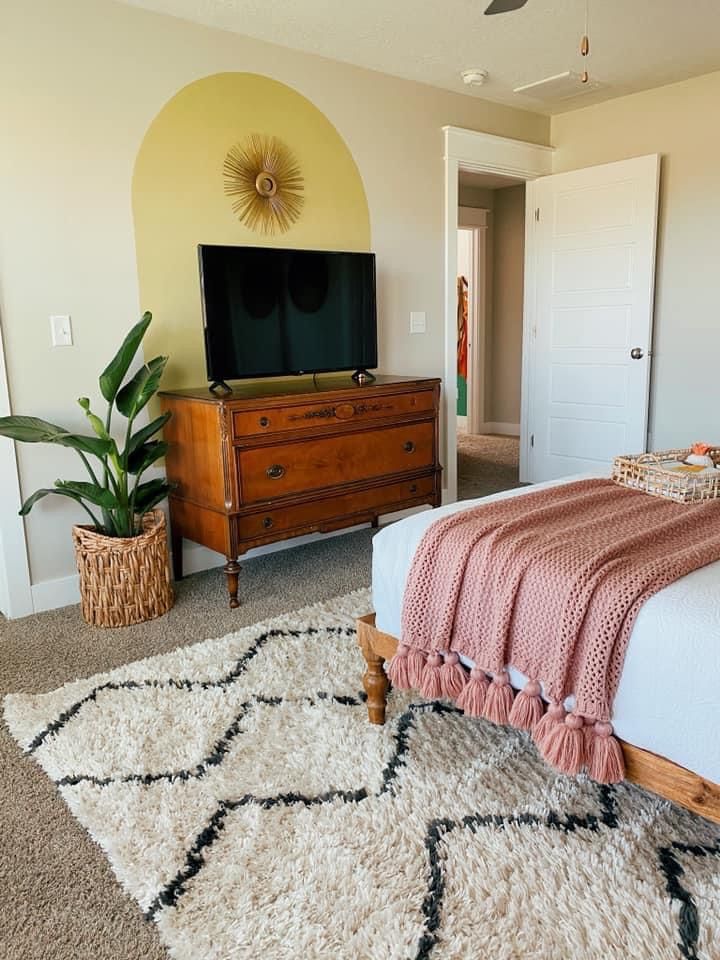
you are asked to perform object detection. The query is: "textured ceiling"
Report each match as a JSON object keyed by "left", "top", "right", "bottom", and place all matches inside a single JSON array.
[{"left": 118, "top": 0, "right": 720, "bottom": 114}]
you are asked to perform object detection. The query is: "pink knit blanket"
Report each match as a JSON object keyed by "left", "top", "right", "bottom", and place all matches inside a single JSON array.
[{"left": 388, "top": 479, "right": 720, "bottom": 783}]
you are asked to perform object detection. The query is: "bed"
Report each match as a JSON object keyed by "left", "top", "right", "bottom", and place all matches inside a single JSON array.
[{"left": 357, "top": 475, "right": 720, "bottom": 823}]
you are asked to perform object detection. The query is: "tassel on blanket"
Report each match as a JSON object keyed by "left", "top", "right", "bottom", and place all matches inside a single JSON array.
[
  {"left": 508, "top": 679, "right": 544, "bottom": 731},
  {"left": 532, "top": 701, "right": 566, "bottom": 749},
  {"left": 406, "top": 648, "right": 428, "bottom": 688},
  {"left": 439, "top": 652, "right": 468, "bottom": 699},
  {"left": 456, "top": 666, "right": 489, "bottom": 716},
  {"left": 483, "top": 670, "right": 515, "bottom": 725},
  {"left": 587, "top": 721, "right": 625, "bottom": 784},
  {"left": 388, "top": 644, "right": 416, "bottom": 690},
  {"left": 420, "top": 652, "right": 444, "bottom": 699},
  {"left": 540, "top": 711, "right": 586, "bottom": 775}
]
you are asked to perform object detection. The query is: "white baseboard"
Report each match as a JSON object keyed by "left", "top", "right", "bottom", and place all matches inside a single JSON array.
[
  {"left": 31, "top": 573, "right": 81, "bottom": 613},
  {"left": 28, "top": 505, "right": 431, "bottom": 615},
  {"left": 481, "top": 421, "right": 520, "bottom": 437},
  {"left": 456, "top": 415, "right": 468, "bottom": 431}
]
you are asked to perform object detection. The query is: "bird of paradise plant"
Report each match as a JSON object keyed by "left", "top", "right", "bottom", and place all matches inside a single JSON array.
[{"left": 0, "top": 312, "right": 172, "bottom": 538}]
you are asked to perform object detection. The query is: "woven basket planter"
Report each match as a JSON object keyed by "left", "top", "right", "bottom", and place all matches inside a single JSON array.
[{"left": 72, "top": 510, "right": 174, "bottom": 627}]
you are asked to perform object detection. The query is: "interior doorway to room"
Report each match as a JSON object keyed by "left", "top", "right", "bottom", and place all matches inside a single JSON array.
[{"left": 456, "top": 170, "right": 527, "bottom": 501}]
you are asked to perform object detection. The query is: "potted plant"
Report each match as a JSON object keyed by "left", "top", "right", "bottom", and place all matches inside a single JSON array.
[{"left": 0, "top": 312, "right": 174, "bottom": 626}]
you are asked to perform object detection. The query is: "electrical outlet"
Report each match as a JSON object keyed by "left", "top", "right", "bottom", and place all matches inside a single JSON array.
[
  {"left": 410, "top": 311, "right": 426, "bottom": 334},
  {"left": 50, "top": 315, "right": 73, "bottom": 347}
]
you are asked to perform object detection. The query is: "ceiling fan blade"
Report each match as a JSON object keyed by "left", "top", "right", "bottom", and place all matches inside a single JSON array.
[{"left": 484, "top": 0, "right": 529, "bottom": 14}]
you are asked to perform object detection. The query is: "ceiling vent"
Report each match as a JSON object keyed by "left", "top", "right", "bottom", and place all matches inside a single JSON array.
[{"left": 513, "top": 70, "right": 604, "bottom": 101}]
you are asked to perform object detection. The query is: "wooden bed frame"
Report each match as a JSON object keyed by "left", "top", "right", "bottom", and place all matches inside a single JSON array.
[{"left": 357, "top": 613, "right": 720, "bottom": 824}]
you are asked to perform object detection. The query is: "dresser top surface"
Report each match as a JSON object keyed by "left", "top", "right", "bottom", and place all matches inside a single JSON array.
[{"left": 159, "top": 374, "right": 440, "bottom": 404}]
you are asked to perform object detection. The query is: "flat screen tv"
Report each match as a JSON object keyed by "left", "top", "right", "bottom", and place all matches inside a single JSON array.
[{"left": 199, "top": 244, "right": 377, "bottom": 385}]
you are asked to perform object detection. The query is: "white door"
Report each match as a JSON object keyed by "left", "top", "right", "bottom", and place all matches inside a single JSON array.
[{"left": 524, "top": 155, "right": 660, "bottom": 483}]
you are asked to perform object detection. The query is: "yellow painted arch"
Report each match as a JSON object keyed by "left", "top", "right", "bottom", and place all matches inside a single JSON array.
[{"left": 132, "top": 72, "right": 371, "bottom": 388}]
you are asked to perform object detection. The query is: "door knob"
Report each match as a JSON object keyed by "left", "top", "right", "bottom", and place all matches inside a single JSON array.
[{"left": 630, "top": 347, "right": 644, "bottom": 360}]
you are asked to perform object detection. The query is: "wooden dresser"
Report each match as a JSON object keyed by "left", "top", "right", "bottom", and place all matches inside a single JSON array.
[{"left": 160, "top": 375, "right": 442, "bottom": 606}]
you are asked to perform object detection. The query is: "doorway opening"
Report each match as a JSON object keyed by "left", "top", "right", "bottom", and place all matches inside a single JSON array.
[{"left": 456, "top": 170, "right": 526, "bottom": 501}]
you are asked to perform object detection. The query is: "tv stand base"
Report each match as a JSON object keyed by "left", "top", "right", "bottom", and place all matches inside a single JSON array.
[
  {"left": 209, "top": 380, "right": 233, "bottom": 396},
  {"left": 351, "top": 368, "right": 376, "bottom": 384}
]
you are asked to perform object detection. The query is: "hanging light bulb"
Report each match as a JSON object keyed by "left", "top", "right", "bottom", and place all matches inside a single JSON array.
[{"left": 580, "top": 0, "right": 590, "bottom": 82}]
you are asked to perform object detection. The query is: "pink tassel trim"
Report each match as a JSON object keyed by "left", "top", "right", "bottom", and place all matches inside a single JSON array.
[
  {"left": 386, "top": 644, "right": 427, "bottom": 691},
  {"left": 540, "top": 711, "right": 586, "bottom": 775},
  {"left": 483, "top": 670, "right": 514, "bottom": 725},
  {"left": 456, "top": 666, "right": 489, "bottom": 717},
  {"left": 406, "top": 648, "right": 428, "bottom": 689},
  {"left": 587, "top": 721, "right": 625, "bottom": 783},
  {"left": 532, "top": 701, "right": 566, "bottom": 749},
  {"left": 439, "top": 652, "right": 468, "bottom": 699},
  {"left": 508, "top": 679, "right": 544, "bottom": 731},
  {"left": 420, "top": 652, "right": 444, "bottom": 699},
  {"left": 387, "top": 644, "right": 413, "bottom": 690}
]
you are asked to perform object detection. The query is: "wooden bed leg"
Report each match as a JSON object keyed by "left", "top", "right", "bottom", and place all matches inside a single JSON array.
[{"left": 357, "top": 616, "right": 389, "bottom": 725}]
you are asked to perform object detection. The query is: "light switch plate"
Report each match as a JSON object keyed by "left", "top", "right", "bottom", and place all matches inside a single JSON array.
[
  {"left": 50, "top": 315, "right": 73, "bottom": 347},
  {"left": 410, "top": 311, "right": 426, "bottom": 334}
]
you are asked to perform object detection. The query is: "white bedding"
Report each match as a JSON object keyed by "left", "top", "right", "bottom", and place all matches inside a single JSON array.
[{"left": 372, "top": 476, "right": 720, "bottom": 784}]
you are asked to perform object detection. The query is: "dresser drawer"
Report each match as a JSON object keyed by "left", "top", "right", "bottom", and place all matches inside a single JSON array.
[
  {"left": 232, "top": 389, "right": 436, "bottom": 439},
  {"left": 237, "top": 474, "right": 436, "bottom": 542},
  {"left": 237, "top": 421, "right": 435, "bottom": 504}
]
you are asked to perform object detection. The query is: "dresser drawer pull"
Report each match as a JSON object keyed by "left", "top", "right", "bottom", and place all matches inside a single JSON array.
[
  {"left": 262, "top": 516, "right": 274, "bottom": 529},
  {"left": 259, "top": 416, "right": 270, "bottom": 427},
  {"left": 266, "top": 464, "right": 286, "bottom": 479},
  {"left": 409, "top": 483, "right": 418, "bottom": 493},
  {"left": 403, "top": 441, "right": 416, "bottom": 453}
]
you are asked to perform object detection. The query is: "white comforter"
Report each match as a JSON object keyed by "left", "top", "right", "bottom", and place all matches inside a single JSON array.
[{"left": 372, "top": 476, "right": 720, "bottom": 784}]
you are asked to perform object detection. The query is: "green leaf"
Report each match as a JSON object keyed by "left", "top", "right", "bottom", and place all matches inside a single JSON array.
[
  {"left": 0, "top": 416, "right": 113, "bottom": 458},
  {"left": 99, "top": 312, "right": 152, "bottom": 403},
  {"left": 133, "top": 478, "right": 172, "bottom": 514},
  {"left": 127, "top": 441, "right": 168, "bottom": 475},
  {"left": 54, "top": 480, "right": 119, "bottom": 510},
  {"left": 78, "top": 398, "right": 111, "bottom": 442},
  {"left": 127, "top": 411, "right": 171, "bottom": 456},
  {"left": 115, "top": 355, "right": 168, "bottom": 420}
]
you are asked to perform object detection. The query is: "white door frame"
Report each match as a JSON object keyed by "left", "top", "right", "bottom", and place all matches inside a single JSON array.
[
  {"left": 443, "top": 126, "right": 553, "bottom": 501},
  {"left": 457, "top": 208, "right": 489, "bottom": 435},
  {"left": 0, "top": 317, "right": 33, "bottom": 619}
]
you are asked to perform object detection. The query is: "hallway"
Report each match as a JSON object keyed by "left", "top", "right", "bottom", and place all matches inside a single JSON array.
[{"left": 457, "top": 431, "right": 524, "bottom": 501}]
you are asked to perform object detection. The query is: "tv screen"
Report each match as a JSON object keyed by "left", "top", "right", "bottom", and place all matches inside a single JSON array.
[{"left": 199, "top": 245, "right": 377, "bottom": 382}]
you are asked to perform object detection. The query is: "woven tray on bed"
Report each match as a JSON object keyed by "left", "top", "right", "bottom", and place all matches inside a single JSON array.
[{"left": 612, "top": 448, "right": 720, "bottom": 503}]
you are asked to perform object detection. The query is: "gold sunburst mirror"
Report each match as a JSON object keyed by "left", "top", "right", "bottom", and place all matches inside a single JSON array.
[{"left": 223, "top": 134, "right": 305, "bottom": 235}]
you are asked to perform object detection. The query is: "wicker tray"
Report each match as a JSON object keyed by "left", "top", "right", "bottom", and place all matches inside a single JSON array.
[{"left": 612, "top": 448, "right": 720, "bottom": 504}]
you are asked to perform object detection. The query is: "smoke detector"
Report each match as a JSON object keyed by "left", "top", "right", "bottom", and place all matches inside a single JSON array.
[{"left": 461, "top": 68, "right": 489, "bottom": 87}]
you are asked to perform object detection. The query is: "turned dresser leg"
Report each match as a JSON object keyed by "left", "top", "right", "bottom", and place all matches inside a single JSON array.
[
  {"left": 360, "top": 645, "right": 389, "bottom": 725},
  {"left": 223, "top": 559, "right": 241, "bottom": 608}
]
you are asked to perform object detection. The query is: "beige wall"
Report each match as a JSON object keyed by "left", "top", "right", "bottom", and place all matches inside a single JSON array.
[
  {"left": 551, "top": 70, "right": 720, "bottom": 451},
  {"left": 458, "top": 185, "right": 495, "bottom": 210},
  {"left": 0, "top": 0, "right": 548, "bottom": 589},
  {"left": 488, "top": 185, "right": 525, "bottom": 426}
]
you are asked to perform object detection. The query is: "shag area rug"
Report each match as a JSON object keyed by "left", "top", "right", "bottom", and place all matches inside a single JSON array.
[{"left": 4, "top": 590, "right": 720, "bottom": 960}]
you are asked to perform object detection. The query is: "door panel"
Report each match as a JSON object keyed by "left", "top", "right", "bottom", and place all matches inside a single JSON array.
[{"left": 527, "top": 155, "right": 660, "bottom": 482}]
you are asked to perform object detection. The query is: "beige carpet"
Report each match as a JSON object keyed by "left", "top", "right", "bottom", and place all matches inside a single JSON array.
[
  {"left": 5, "top": 588, "right": 720, "bottom": 960},
  {"left": 0, "top": 528, "right": 373, "bottom": 960},
  {"left": 456, "top": 431, "right": 525, "bottom": 501}
]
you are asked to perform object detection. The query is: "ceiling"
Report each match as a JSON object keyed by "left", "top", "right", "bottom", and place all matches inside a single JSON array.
[
  {"left": 459, "top": 170, "right": 523, "bottom": 189},
  {"left": 119, "top": 0, "right": 720, "bottom": 114}
]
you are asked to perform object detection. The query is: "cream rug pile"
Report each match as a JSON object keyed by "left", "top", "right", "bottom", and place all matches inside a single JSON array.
[{"left": 4, "top": 590, "right": 720, "bottom": 960}]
